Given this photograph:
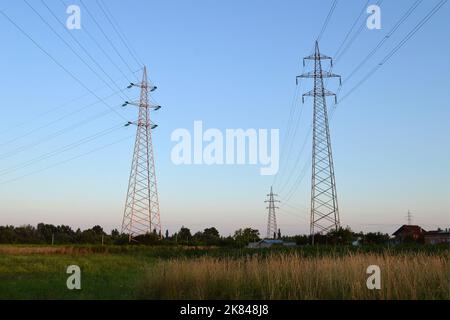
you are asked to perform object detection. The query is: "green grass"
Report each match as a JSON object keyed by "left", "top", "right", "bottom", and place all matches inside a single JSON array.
[
  {"left": 0, "top": 248, "right": 148, "bottom": 299},
  {"left": 0, "top": 244, "right": 448, "bottom": 299}
]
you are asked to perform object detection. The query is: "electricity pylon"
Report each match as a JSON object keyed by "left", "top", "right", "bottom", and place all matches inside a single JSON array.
[
  {"left": 265, "top": 186, "right": 279, "bottom": 239},
  {"left": 297, "top": 41, "right": 341, "bottom": 245},
  {"left": 406, "top": 210, "right": 413, "bottom": 225},
  {"left": 121, "top": 66, "right": 162, "bottom": 242}
]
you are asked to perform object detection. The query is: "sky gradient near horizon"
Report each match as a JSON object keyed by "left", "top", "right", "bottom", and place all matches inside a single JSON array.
[{"left": 0, "top": 0, "right": 449, "bottom": 236}]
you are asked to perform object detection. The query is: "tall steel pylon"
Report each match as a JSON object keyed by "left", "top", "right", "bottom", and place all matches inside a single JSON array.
[
  {"left": 298, "top": 41, "right": 341, "bottom": 245},
  {"left": 265, "top": 186, "right": 279, "bottom": 239},
  {"left": 121, "top": 66, "right": 162, "bottom": 242}
]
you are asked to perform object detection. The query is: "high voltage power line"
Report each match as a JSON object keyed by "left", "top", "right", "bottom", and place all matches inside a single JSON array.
[
  {"left": 316, "top": 0, "right": 339, "bottom": 42},
  {"left": 58, "top": 0, "right": 136, "bottom": 84},
  {"left": 96, "top": 0, "right": 144, "bottom": 68},
  {"left": 272, "top": 88, "right": 304, "bottom": 187},
  {"left": 38, "top": 0, "right": 133, "bottom": 101},
  {"left": 333, "top": 0, "right": 370, "bottom": 59},
  {"left": 276, "top": 0, "right": 447, "bottom": 211},
  {"left": 0, "top": 102, "right": 127, "bottom": 161},
  {"left": 338, "top": 0, "right": 424, "bottom": 94},
  {"left": 338, "top": 0, "right": 448, "bottom": 104},
  {"left": 0, "top": 1, "right": 446, "bottom": 235},
  {"left": 0, "top": 124, "right": 125, "bottom": 177},
  {"left": 79, "top": 0, "right": 139, "bottom": 79},
  {"left": 273, "top": 0, "right": 340, "bottom": 189},
  {"left": 0, "top": 72, "right": 140, "bottom": 138},
  {"left": 0, "top": 1, "right": 145, "bottom": 187},
  {"left": 0, "top": 135, "right": 134, "bottom": 186},
  {"left": 0, "top": 9, "right": 128, "bottom": 122},
  {"left": 24, "top": 0, "right": 132, "bottom": 105},
  {"left": 278, "top": 208, "right": 309, "bottom": 223},
  {"left": 334, "top": 0, "right": 384, "bottom": 64},
  {"left": 0, "top": 89, "right": 131, "bottom": 147},
  {"left": 277, "top": 125, "right": 311, "bottom": 195},
  {"left": 274, "top": 1, "right": 341, "bottom": 192},
  {"left": 279, "top": 108, "right": 339, "bottom": 204}
]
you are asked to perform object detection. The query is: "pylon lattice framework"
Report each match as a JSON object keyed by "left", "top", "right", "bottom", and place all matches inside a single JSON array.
[
  {"left": 265, "top": 186, "right": 279, "bottom": 239},
  {"left": 298, "top": 41, "right": 341, "bottom": 244},
  {"left": 121, "top": 66, "right": 162, "bottom": 241}
]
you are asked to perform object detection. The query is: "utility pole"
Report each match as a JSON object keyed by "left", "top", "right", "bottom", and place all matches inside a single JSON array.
[
  {"left": 121, "top": 66, "right": 162, "bottom": 242},
  {"left": 265, "top": 186, "right": 279, "bottom": 239},
  {"left": 298, "top": 41, "right": 341, "bottom": 245}
]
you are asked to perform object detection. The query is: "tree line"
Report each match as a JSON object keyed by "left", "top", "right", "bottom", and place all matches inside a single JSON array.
[{"left": 0, "top": 223, "right": 391, "bottom": 246}]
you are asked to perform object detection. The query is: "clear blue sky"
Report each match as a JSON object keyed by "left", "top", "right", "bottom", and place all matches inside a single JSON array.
[{"left": 0, "top": 0, "right": 449, "bottom": 236}]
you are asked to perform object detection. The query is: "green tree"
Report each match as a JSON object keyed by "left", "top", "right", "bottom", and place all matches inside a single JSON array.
[
  {"left": 233, "top": 228, "right": 260, "bottom": 247},
  {"left": 177, "top": 226, "right": 192, "bottom": 244},
  {"left": 327, "top": 226, "right": 353, "bottom": 245},
  {"left": 111, "top": 229, "right": 120, "bottom": 238},
  {"left": 363, "top": 232, "right": 390, "bottom": 245},
  {"left": 92, "top": 225, "right": 105, "bottom": 235},
  {"left": 201, "top": 227, "right": 221, "bottom": 245}
]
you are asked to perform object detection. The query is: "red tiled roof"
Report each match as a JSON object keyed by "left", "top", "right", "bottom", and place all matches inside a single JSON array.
[{"left": 392, "top": 225, "right": 426, "bottom": 236}]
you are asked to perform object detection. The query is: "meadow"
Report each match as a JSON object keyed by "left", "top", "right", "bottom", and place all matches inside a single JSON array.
[{"left": 0, "top": 245, "right": 448, "bottom": 300}]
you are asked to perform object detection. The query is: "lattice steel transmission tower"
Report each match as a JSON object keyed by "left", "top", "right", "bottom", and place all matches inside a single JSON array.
[
  {"left": 265, "top": 186, "right": 279, "bottom": 239},
  {"left": 406, "top": 210, "right": 413, "bottom": 225},
  {"left": 121, "top": 66, "right": 162, "bottom": 242},
  {"left": 297, "top": 41, "right": 341, "bottom": 245}
]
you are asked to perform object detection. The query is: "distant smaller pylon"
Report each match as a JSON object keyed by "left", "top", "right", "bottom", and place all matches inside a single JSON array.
[
  {"left": 265, "top": 186, "right": 279, "bottom": 239},
  {"left": 406, "top": 210, "right": 413, "bottom": 225}
]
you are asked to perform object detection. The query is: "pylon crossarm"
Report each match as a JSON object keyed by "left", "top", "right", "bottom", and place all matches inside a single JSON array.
[
  {"left": 122, "top": 101, "right": 162, "bottom": 110},
  {"left": 127, "top": 82, "right": 157, "bottom": 92},
  {"left": 302, "top": 88, "right": 336, "bottom": 97},
  {"left": 298, "top": 71, "right": 341, "bottom": 79},
  {"left": 303, "top": 53, "right": 332, "bottom": 62},
  {"left": 126, "top": 120, "right": 158, "bottom": 129}
]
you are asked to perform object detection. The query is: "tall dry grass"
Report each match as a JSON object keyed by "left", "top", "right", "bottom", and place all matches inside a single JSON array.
[
  {"left": 0, "top": 245, "right": 122, "bottom": 255},
  {"left": 0, "top": 246, "right": 82, "bottom": 255},
  {"left": 138, "top": 252, "right": 449, "bottom": 300}
]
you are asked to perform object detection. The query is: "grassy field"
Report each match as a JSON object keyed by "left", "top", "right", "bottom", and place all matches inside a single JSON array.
[{"left": 0, "top": 245, "right": 448, "bottom": 299}]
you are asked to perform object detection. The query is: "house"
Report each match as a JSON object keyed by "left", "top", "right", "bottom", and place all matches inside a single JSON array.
[
  {"left": 392, "top": 225, "right": 426, "bottom": 243},
  {"left": 424, "top": 229, "right": 450, "bottom": 245},
  {"left": 352, "top": 237, "right": 362, "bottom": 246},
  {"left": 247, "top": 239, "right": 297, "bottom": 248}
]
